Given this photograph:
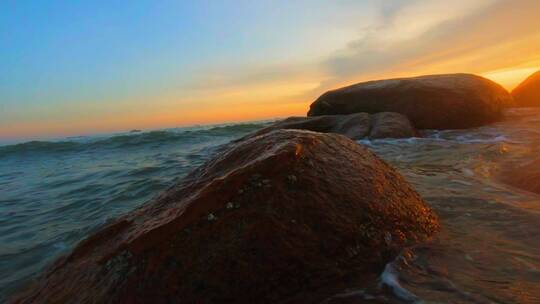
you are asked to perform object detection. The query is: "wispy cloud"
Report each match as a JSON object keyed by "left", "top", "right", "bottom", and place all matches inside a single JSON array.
[
  {"left": 181, "top": 0, "right": 540, "bottom": 106},
  {"left": 323, "top": 0, "right": 496, "bottom": 78},
  {"left": 320, "top": 0, "right": 540, "bottom": 89}
]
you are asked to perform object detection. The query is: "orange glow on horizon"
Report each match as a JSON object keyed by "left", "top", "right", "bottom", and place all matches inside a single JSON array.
[
  {"left": 482, "top": 66, "right": 540, "bottom": 91},
  {"left": 3, "top": 63, "right": 540, "bottom": 141},
  {"left": 1, "top": 101, "right": 311, "bottom": 140}
]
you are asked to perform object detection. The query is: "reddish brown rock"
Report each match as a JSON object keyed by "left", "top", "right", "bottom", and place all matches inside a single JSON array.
[
  {"left": 13, "top": 130, "right": 439, "bottom": 304},
  {"left": 308, "top": 73, "right": 513, "bottom": 129},
  {"left": 245, "top": 112, "right": 416, "bottom": 141},
  {"left": 252, "top": 113, "right": 371, "bottom": 140},
  {"left": 512, "top": 70, "right": 540, "bottom": 107},
  {"left": 369, "top": 112, "right": 418, "bottom": 139},
  {"left": 501, "top": 158, "right": 540, "bottom": 194}
]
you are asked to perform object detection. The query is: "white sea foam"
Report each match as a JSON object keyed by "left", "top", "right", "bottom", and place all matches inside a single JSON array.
[{"left": 380, "top": 258, "right": 420, "bottom": 303}]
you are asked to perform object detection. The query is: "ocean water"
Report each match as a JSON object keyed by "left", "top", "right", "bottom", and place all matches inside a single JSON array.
[
  {"left": 352, "top": 108, "right": 540, "bottom": 303},
  {"left": 2, "top": 109, "right": 540, "bottom": 303},
  {"left": 0, "top": 122, "right": 270, "bottom": 301}
]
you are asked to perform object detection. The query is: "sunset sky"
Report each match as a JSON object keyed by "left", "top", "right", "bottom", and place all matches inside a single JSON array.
[{"left": 2, "top": 0, "right": 540, "bottom": 141}]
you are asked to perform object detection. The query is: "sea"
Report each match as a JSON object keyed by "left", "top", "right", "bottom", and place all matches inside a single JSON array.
[{"left": 1, "top": 109, "right": 540, "bottom": 303}]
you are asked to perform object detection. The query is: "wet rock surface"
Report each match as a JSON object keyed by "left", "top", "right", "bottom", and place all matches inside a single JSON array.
[
  {"left": 369, "top": 112, "right": 418, "bottom": 139},
  {"left": 13, "top": 130, "right": 439, "bottom": 304},
  {"left": 245, "top": 112, "right": 416, "bottom": 140},
  {"left": 308, "top": 73, "right": 513, "bottom": 129},
  {"left": 512, "top": 70, "right": 540, "bottom": 107}
]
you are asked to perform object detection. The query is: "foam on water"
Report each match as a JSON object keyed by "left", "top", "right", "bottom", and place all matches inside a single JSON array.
[
  {"left": 380, "top": 256, "right": 420, "bottom": 303},
  {"left": 364, "top": 108, "right": 540, "bottom": 303}
]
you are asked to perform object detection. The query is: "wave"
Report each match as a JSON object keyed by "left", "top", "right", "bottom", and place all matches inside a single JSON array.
[
  {"left": 0, "top": 122, "right": 269, "bottom": 157},
  {"left": 380, "top": 257, "right": 419, "bottom": 303},
  {"left": 0, "top": 141, "right": 83, "bottom": 156}
]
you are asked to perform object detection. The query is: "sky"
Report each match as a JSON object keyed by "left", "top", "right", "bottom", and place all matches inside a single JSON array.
[{"left": 1, "top": 0, "right": 540, "bottom": 141}]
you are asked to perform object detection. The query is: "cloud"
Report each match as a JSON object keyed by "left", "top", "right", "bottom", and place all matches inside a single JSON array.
[
  {"left": 176, "top": 0, "right": 540, "bottom": 112},
  {"left": 320, "top": 0, "right": 540, "bottom": 90},
  {"left": 182, "top": 62, "right": 320, "bottom": 92},
  {"left": 171, "top": 0, "right": 540, "bottom": 113}
]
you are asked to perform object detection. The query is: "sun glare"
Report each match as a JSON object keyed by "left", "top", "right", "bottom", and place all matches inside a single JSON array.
[{"left": 482, "top": 66, "right": 540, "bottom": 91}]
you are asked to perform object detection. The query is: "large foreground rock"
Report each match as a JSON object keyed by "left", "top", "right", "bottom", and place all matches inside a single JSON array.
[
  {"left": 308, "top": 73, "right": 513, "bottom": 129},
  {"left": 14, "top": 130, "right": 439, "bottom": 304},
  {"left": 512, "top": 70, "right": 540, "bottom": 107},
  {"left": 246, "top": 112, "right": 417, "bottom": 141},
  {"left": 501, "top": 158, "right": 540, "bottom": 194}
]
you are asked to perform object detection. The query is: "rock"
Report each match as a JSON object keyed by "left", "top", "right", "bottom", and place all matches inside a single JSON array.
[
  {"left": 253, "top": 113, "right": 372, "bottom": 140},
  {"left": 501, "top": 158, "right": 540, "bottom": 194},
  {"left": 512, "top": 70, "right": 540, "bottom": 107},
  {"left": 308, "top": 73, "right": 513, "bottom": 129},
  {"left": 369, "top": 112, "right": 418, "bottom": 139},
  {"left": 245, "top": 112, "right": 416, "bottom": 140},
  {"left": 13, "top": 130, "right": 439, "bottom": 304}
]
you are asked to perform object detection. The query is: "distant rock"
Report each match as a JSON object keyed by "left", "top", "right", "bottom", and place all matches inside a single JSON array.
[
  {"left": 245, "top": 112, "right": 417, "bottom": 141},
  {"left": 501, "top": 158, "right": 540, "bottom": 194},
  {"left": 308, "top": 73, "right": 513, "bottom": 129},
  {"left": 255, "top": 113, "right": 371, "bottom": 140},
  {"left": 13, "top": 130, "right": 439, "bottom": 303},
  {"left": 512, "top": 70, "right": 540, "bottom": 107},
  {"left": 369, "top": 112, "right": 418, "bottom": 139}
]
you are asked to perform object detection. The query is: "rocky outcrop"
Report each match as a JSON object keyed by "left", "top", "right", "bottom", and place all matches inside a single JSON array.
[
  {"left": 13, "top": 130, "right": 439, "bottom": 304},
  {"left": 369, "top": 112, "right": 417, "bottom": 139},
  {"left": 512, "top": 70, "right": 540, "bottom": 107},
  {"left": 253, "top": 113, "right": 371, "bottom": 140},
  {"left": 308, "top": 73, "right": 513, "bottom": 129},
  {"left": 501, "top": 158, "right": 540, "bottom": 194},
  {"left": 246, "top": 112, "right": 417, "bottom": 141}
]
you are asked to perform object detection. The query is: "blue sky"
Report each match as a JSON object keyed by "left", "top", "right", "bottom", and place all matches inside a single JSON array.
[{"left": 1, "top": 0, "right": 540, "bottom": 141}]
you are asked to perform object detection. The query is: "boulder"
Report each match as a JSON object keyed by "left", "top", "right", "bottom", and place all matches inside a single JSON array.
[
  {"left": 369, "top": 112, "right": 418, "bottom": 139},
  {"left": 13, "top": 130, "right": 439, "bottom": 304},
  {"left": 512, "top": 70, "right": 540, "bottom": 107},
  {"left": 255, "top": 113, "right": 371, "bottom": 140},
  {"left": 308, "top": 73, "right": 513, "bottom": 129},
  {"left": 501, "top": 158, "right": 540, "bottom": 194},
  {"left": 246, "top": 112, "right": 416, "bottom": 141}
]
